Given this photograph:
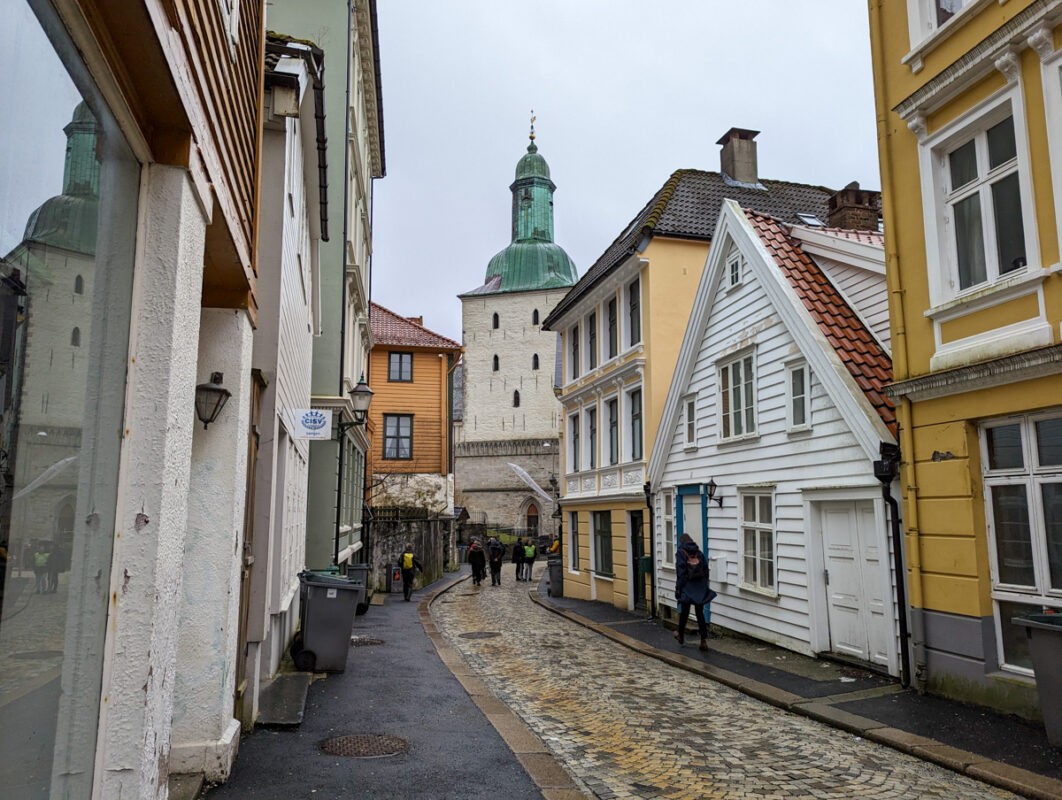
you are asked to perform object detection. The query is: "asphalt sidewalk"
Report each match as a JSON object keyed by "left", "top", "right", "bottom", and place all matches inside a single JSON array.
[
  {"left": 532, "top": 579, "right": 1062, "bottom": 800},
  {"left": 204, "top": 570, "right": 581, "bottom": 800}
]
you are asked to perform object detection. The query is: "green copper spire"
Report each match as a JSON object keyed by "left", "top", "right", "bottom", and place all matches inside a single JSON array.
[{"left": 484, "top": 123, "right": 577, "bottom": 293}]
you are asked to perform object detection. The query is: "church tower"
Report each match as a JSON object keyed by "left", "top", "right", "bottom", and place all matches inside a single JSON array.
[{"left": 455, "top": 126, "right": 577, "bottom": 535}]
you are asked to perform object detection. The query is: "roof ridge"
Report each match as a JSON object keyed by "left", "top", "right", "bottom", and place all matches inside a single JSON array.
[{"left": 370, "top": 301, "right": 461, "bottom": 349}]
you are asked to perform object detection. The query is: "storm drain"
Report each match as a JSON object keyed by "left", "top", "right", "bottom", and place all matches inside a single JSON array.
[
  {"left": 459, "top": 631, "right": 501, "bottom": 640},
  {"left": 320, "top": 734, "right": 409, "bottom": 758},
  {"left": 350, "top": 636, "right": 385, "bottom": 647}
]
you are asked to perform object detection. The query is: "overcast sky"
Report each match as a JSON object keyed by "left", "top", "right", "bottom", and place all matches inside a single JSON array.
[{"left": 371, "top": 2, "right": 881, "bottom": 343}]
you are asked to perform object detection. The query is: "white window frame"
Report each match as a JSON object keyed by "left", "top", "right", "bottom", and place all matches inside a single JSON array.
[
  {"left": 739, "top": 491, "right": 776, "bottom": 594},
  {"left": 624, "top": 386, "right": 643, "bottom": 462},
  {"left": 718, "top": 349, "right": 757, "bottom": 441},
  {"left": 725, "top": 248, "right": 744, "bottom": 289},
  {"left": 625, "top": 277, "right": 642, "bottom": 349},
  {"left": 569, "top": 324, "right": 580, "bottom": 381},
  {"left": 586, "top": 406, "right": 598, "bottom": 470},
  {"left": 918, "top": 90, "right": 1039, "bottom": 309},
  {"left": 586, "top": 309, "right": 598, "bottom": 371},
  {"left": 605, "top": 395, "right": 619, "bottom": 466},
  {"left": 568, "top": 411, "right": 580, "bottom": 473},
  {"left": 682, "top": 394, "right": 697, "bottom": 448},
  {"left": 786, "top": 361, "right": 811, "bottom": 433},
  {"left": 591, "top": 510, "right": 614, "bottom": 577},
  {"left": 661, "top": 490, "right": 676, "bottom": 568},
  {"left": 981, "top": 411, "right": 1062, "bottom": 674},
  {"left": 606, "top": 295, "right": 619, "bottom": 361},
  {"left": 1042, "top": 52, "right": 1062, "bottom": 251},
  {"left": 568, "top": 511, "right": 580, "bottom": 571}
]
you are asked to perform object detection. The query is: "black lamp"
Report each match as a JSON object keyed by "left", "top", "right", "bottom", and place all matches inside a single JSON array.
[
  {"left": 706, "top": 477, "right": 723, "bottom": 508},
  {"left": 348, "top": 374, "right": 373, "bottom": 425},
  {"left": 195, "top": 372, "right": 231, "bottom": 429}
]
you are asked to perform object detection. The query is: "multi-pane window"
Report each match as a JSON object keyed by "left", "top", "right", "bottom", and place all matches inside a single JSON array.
[
  {"left": 569, "top": 511, "right": 580, "bottom": 570},
  {"left": 587, "top": 408, "right": 597, "bottom": 469},
  {"left": 727, "top": 249, "right": 743, "bottom": 288},
  {"left": 607, "top": 297, "right": 617, "bottom": 359},
  {"left": 683, "top": 395, "right": 697, "bottom": 447},
  {"left": 945, "top": 114, "right": 1027, "bottom": 291},
  {"left": 787, "top": 362, "right": 810, "bottom": 430},
  {"left": 662, "top": 490, "right": 676, "bottom": 567},
  {"left": 569, "top": 412, "right": 580, "bottom": 471},
  {"left": 388, "top": 352, "right": 412, "bottom": 382},
  {"left": 570, "top": 324, "right": 580, "bottom": 380},
  {"left": 628, "top": 279, "right": 641, "bottom": 346},
  {"left": 741, "top": 493, "right": 774, "bottom": 591},
  {"left": 587, "top": 311, "right": 597, "bottom": 370},
  {"left": 383, "top": 414, "right": 413, "bottom": 459},
  {"left": 720, "top": 352, "right": 756, "bottom": 439},
  {"left": 592, "top": 510, "right": 613, "bottom": 575},
  {"left": 607, "top": 397, "right": 619, "bottom": 465},
  {"left": 629, "top": 388, "right": 643, "bottom": 461},
  {"left": 982, "top": 413, "right": 1062, "bottom": 671}
]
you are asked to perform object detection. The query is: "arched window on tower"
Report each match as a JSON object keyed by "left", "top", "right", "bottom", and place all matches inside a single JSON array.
[
  {"left": 532, "top": 309, "right": 539, "bottom": 325},
  {"left": 532, "top": 354, "right": 539, "bottom": 370},
  {"left": 71, "top": 327, "right": 81, "bottom": 347},
  {"left": 74, "top": 275, "right": 84, "bottom": 295},
  {"left": 492, "top": 312, "right": 499, "bottom": 329},
  {"left": 492, "top": 355, "right": 499, "bottom": 371},
  {"left": 513, "top": 390, "right": 520, "bottom": 408}
]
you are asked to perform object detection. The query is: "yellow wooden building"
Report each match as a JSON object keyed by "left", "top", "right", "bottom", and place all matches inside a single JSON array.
[
  {"left": 869, "top": 0, "right": 1062, "bottom": 718},
  {"left": 542, "top": 130, "right": 843, "bottom": 612}
]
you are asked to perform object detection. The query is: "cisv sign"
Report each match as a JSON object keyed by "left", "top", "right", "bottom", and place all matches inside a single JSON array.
[{"left": 292, "top": 408, "right": 332, "bottom": 440}]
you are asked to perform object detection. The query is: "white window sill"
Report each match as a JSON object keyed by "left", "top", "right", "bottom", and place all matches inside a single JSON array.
[
  {"left": 925, "top": 266, "right": 1050, "bottom": 324},
  {"left": 683, "top": 444, "right": 698, "bottom": 453},
  {"left": 739, "top": 582, "right": 778, "bottom": 599},
  {"left": 786, "top": 425, "right": 812, "bottom": 436},
  {"left": 929, "top": 318, "right": 1052, "bottom": 372},
  {"left": 719, "top": 433, "right": 760, "bottom": 446}
]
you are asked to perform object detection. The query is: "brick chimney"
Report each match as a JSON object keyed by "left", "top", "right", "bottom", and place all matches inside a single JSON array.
[
  {"left": 717, "top": 128, "right": 760, "bottom": 185},
  {"left": 827, "top": 182, "right": 882, "bottom": 230}
]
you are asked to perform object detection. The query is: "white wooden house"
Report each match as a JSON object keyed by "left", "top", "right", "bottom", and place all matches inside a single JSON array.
[{"left": 647, "top": 200, "right": 905, "bottom": 677}]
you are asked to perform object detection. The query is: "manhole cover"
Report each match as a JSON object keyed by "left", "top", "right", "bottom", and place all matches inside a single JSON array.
[
  {"left": 459, "top": 631, "right": 501, "bottom": 640},
  {"left": 11, "top": 650, "right": 63, "bottom": 660},
  {"left": 350, "top": 636, "right": 384, "bottom": 647},
  {"left": 320, "top": 734, "right": 408, "bottom": 758}
]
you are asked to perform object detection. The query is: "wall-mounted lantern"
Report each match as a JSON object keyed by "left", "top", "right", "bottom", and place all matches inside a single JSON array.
[
  {"left": 194, "top": 372, "right": 231, "bottom": 429},
  {"left": 706, "top": 477, "right": 723, "bottom": 508}
]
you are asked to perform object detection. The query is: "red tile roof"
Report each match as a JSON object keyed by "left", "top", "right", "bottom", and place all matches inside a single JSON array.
[
  {"left": 370, "top": 302, "right": 461, "bottom": 350},
  {"left": 797, "top": 225, "right": 884, "bottom": 246},
  {"left": 746, "top": 210, "right": 896, "bottom": 436}
]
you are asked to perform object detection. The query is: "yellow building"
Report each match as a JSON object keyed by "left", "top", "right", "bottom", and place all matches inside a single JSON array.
[
  {"left": 542, "top": 129, "right": 843, "bottom": 611},
  {"left": 869, "top": 0, "right": 1062, "bottom": 718}
]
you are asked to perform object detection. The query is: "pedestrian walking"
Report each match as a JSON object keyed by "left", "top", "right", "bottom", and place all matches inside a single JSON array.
[
  {"left": 468, "top": 540, "right": 487, "bottom": 586},
  {"left": 512, "top": 537, "right": 525, "bottom": 581},
  {"left": 487, "top": 537, "right": 505, "bottom": 586},
  {"left": 399, "top": 543, "right": 423, "bottom": 602},
  {"left": 33, "top": 543, "right": 49, "bottom": 594},
  {"left": 674, "top": 533, "right": 716, "bottom": 652},
  {"left": 522, "top": 539, "right": 536, "bottom": 581}
]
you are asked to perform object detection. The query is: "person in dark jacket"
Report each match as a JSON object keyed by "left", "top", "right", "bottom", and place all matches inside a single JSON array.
[
  {"left": 399, "top": 543, "right": 423, "bottom": 602},
  {"left": 468, "top": 540, "right": 487, "bottom": 586},
  {"left": 487, "top": 537, "right": 505, "bottom": 585},
  {"left": 674, "top": 533, "right": 716, "bottom": 651},
  {"left": 512, "top": 537, "right": 525, "bottom": 581}
]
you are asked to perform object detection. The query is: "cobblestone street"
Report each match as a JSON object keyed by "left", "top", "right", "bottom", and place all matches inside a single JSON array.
[{"left": 431, "top": 566, "right": 1016, "bottom": 800}]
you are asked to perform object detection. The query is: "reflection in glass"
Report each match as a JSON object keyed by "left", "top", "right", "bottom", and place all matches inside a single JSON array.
[
  {"left": 990, "top": 485, "right": 1034, "bottom": 586},
  {"left": 1036, "top": 418, "right": 1062, "bottom": 466},
  {"left": 1043, "top": 483, "right": 1062, "bottom": 590},
  {"left": 986, "top": 424, "right": 1023, "bottom": 470},
  {"left": 0, "top": 3, "right": 139, "bottom": 796}
]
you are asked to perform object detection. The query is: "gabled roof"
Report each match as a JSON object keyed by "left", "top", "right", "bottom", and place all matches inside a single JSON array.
[
  {"left": 746, "top": 210, "right": 895, "bottom": 436},
  {"left": 370, "top": 302, "right": 461, "bottom": 350},
  {"left": 543, "top": 169, "right": 833, "bottom": 327}
]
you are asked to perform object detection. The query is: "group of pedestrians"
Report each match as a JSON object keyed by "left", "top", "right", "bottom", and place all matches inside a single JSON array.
[
  {"left": 511, "top": 537, "right": 538, "bottom": 581},
  {"left": 467, "top": 536, "right": 508, "bottom": 586}
]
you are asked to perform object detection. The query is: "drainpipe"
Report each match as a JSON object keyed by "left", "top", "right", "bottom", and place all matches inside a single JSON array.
[
  {"left": 643, "top": 482, "right": 656, "bottom": 620},
  {"left": 874, "top": 442, "right": 911, "bottom": 688},
  {"left": 870, "top": 1, "right": 927, "bottom": 692}
]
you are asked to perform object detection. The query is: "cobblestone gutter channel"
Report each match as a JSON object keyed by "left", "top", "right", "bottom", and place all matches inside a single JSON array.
[{"left": 424, "top": 566, "right": 1037, "bottom": 800}]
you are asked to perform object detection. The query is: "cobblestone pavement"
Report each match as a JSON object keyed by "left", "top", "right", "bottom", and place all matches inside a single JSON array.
[
  {"left": 0, "top": 570, "right": 66, "bottom": 704},
  {"left": 431, "top": 565, "right": 1016, "bottom": 800}
]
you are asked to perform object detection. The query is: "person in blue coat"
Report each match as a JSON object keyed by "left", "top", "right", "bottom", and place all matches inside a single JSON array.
[{"left": 674, "top": 533, "right": 716, "bottom": 652}]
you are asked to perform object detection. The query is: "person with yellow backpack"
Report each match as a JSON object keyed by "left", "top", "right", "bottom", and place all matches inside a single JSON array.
[{"left": 399, "top": 543, "right": 423, "bottom": 602}]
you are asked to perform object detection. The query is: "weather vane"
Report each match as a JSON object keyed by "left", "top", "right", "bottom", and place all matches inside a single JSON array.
[{"left": 529, "top": 108, "right": 536, "bottom": 142}]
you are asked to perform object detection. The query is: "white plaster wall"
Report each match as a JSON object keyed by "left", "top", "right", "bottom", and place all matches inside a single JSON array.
[
  {"left": 93, "top": 165, "right": 208, "bottom": 800},
  {"left": 170, "top": 308, "right": 253, "bottom": 781},
  {"left": 461, "top": 289, "right": 566, "bottom": 441}
]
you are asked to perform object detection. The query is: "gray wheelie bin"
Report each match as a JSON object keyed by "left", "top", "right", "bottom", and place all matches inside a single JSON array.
[{"left": 291, "top": 570, "right": 365, "bottom": 673}]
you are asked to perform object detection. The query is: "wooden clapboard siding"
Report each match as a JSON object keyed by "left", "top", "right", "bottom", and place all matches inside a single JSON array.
[
  {"left": 78, "top": 0, "right": 263, "bottom": 312},
  {"left": 368, "top": 348, "right": 450, "bottom": 476}
]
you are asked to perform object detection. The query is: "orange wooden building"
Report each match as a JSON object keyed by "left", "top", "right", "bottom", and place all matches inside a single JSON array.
[{"left": 367, "top": 303, "right": 462, "bottom": 507}]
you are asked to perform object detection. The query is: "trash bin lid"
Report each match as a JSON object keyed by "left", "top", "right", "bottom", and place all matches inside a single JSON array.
[{"left": 300, "top": 570, "right": 359, "bottom": 588}]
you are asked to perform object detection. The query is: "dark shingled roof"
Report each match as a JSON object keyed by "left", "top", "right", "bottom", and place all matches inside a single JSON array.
[{"left": 543, "top": 169, "right": 834, "bottom": 327}]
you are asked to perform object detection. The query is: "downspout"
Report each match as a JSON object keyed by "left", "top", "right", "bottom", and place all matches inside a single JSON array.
[
  {"left": 333, "top": 1, "right": 355, "bottom": 566},
  {"left": 643, "top": 482, "right": 656, "bottom": 620},
  {"left": 870, "top": 0, "right": 927, "bottom": 692},
  {"left": 875, "top": 443, "right": 911, "bottom": 688}
]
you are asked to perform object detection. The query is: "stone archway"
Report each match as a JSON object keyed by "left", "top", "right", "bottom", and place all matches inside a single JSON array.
[{"left": 526, "top": 503, "right": 539, "bottom": 537}]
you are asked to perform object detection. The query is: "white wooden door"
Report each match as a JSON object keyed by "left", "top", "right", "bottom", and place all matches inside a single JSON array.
[
  {"left": 681, "top": 495, "right": 703, "bottom": 552},
  {"left": 820, "top": 500, "right": 891, "bottom": 669}
]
